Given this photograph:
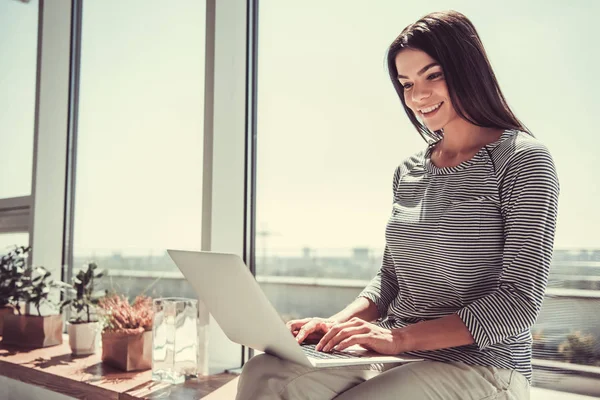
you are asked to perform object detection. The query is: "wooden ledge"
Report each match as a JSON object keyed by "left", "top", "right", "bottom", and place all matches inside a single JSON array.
[{"left": 0, "top": 335, "right": 238, "bottom": 400}]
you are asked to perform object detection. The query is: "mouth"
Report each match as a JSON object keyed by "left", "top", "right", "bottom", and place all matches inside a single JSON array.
[{"left": 419, "top": 101, "right": 443, "bottom": 118}]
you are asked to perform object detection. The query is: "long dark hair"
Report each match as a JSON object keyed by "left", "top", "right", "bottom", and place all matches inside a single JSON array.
[{"left": 387, "top": 10, "right": 530, "bottom": 144}]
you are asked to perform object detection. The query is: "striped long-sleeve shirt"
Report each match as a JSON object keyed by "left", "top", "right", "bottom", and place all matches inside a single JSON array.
[{"left": 359, "top": 129, "right": 559, "bottom": 382}]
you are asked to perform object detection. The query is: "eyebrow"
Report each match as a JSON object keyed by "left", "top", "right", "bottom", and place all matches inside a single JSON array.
[{"left": 397, "top": 62, "right": 440, "bottom": 80}]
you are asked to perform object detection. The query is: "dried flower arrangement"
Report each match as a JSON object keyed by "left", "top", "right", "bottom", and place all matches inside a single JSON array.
[
  {"left": 99, "top": 294, "right": 153, "bottom": 334},
  {"left": 98, "top": 293, "right": 154, "bottom": 371}
]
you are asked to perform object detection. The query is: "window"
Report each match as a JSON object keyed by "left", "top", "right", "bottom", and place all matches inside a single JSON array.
[
  {"left": 255, "top": 0, "right": 600, "bottom": 393},
  {"left": 73, "top": 0, "right": 206, "bottom": 299},
  {"left": 0, "top": 0, "right": 38, "bottom": 199}
]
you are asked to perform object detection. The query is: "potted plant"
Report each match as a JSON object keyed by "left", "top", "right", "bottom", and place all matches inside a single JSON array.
[
  {"left": 98, "top": 294, "right": 154, "bottom": 371},
  {"left": 2, "top": 249, "right": 70, "bottom": 348},
  {"left": 558, "top": 331, "right": 600, "bottom": 366},
  {"left": 0, "top": 246, "right": 29, "bottom": 335},
  {"left": 61, "top": 262, "right": 107, "bottom": 355}
]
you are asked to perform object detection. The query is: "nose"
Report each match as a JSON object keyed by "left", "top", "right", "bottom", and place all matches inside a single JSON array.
[{"left": 411, "top": 83, "right": 432, "bottom": 104}]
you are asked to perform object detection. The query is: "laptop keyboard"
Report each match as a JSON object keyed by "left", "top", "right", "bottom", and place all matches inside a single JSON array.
[{"left": 301, "top": 344, "right": 364, "bottom": 359}]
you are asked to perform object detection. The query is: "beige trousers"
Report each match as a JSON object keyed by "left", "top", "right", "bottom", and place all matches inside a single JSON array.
[{"left": 236, "top": 354, "right": 530, "bottom": 400}]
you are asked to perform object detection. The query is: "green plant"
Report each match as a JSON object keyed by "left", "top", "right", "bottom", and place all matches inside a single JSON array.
[
  {"left": 61, "top": 262, "right": 107, "bottom": 324},
  {"left": 0, "top": 246, "right": 30, "bottom": 309},
  {"left": 0, "top": 245, "right": 70, "bottom": 316},
  {"left": 98, "top": 294, "right": 153, "bottom": 334},
  {"left": 25, "top": 265, "right": 71, "bottom": 316}
]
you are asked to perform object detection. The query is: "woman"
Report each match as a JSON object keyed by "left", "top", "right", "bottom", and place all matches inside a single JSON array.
[{"left": 237, "top": 10, "right": 559, "bottom": 400}]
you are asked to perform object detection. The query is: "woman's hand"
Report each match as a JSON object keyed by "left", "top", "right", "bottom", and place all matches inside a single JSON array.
[
  {"left": 315, "top": 317, "right": 405, "bottom": 355},
  {"left": 286, "top": 317, "right": 338, "bottom": 344}
]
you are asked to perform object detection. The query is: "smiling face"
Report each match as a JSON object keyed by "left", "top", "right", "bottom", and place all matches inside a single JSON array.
[{"left": 395, "top": 48, "right": 460, "bottom": 132}]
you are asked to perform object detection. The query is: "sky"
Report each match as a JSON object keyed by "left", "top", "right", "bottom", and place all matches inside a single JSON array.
[{"left": 1, "top": 0, "right": 599, "bottom": 258}]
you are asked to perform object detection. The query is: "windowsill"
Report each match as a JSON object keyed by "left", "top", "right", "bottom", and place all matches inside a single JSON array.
[
  {"left": 0, "top": 335, "right": 238, "bottom": 399},
  {"left": 533, "top": 358, "right": 600, "bottom": 376}
]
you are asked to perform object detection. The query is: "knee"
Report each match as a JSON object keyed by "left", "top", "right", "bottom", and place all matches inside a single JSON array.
[
  {"left": 237, "top": 353, "right": 284, "bottom": 396},
  {"left": 240, "top": 353, "right": 281, "bottom": 381},
  {"left": 237, "top": 353, "right": 308, "bottom": 399}
]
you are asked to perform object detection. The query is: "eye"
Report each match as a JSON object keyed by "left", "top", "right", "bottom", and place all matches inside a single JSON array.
[{"left": 400, "top": 72, "right": 443, "bottom": 89}]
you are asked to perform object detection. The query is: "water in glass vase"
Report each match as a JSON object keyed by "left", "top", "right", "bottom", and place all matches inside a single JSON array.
[{"left": 152, "top": 297, "right": 199, "bottom": 384}]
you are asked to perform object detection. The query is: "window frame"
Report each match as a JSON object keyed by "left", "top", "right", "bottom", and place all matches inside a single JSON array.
[
  {"left": 28, "top": 0, "right": 74, "bottom": 298},
  {"left": 24, "top": 0, "right": 257, "bottom": 370}
]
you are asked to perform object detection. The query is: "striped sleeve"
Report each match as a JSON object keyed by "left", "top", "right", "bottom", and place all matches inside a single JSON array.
[
  {"left": 358, "top": 166, "right": 402, "bottom": 319},
  {"left": 358, "top": 245, "right": 399, "bottom": 319},
  {"left": 457, "top": 142, "right": 560, "bottom": 350}
]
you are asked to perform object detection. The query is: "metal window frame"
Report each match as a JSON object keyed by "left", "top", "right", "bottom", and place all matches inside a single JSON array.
[
  {"left": 28, "top": 0, "right": 74, "bottom": 307},
  {"left": 244, "top": 0, "right": 260, "bottom": 365},
  {"left": 61, "top": 0, "right": 82, "bottom": 289},
  {"left": 200, "top": 0, "right": 257, "bottom": 371}
]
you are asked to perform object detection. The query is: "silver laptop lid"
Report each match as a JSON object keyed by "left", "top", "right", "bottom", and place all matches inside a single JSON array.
[{"left": 167, "top": 250, "right": 310, "bottom": 366}]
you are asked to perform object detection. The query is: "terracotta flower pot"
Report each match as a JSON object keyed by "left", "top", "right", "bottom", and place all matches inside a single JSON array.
[
  {"left": 0, "top": 306, "right": 16, "bottom": 336},
  {"left": 101, "top": 329, "right": 152, "bottom": 371},
  {"left": 2, "top": 314, "right": 63, "bottom": 348},
  {"left": 67, "top": 321, "right": 101, "bottom": 355}
]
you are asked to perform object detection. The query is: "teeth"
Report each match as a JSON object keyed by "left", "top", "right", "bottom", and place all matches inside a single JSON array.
[{"left": 420, "top": 102, "right": 442, "bottom": 114}]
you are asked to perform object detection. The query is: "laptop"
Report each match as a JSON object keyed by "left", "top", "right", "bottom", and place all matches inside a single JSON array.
[{"left": 167, "top": 249, "right": 423, "bottom": 368}]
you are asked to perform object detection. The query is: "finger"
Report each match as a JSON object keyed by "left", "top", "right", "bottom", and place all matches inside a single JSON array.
[
  {"left": 334, "top": 334, "right": 370, "bottom": 352},
  {"left": 297, "top": 320, "right": 332, "bottom": 344},
  {"left": 295, "top": 321, "right": 319, "bottom": 344},
  {"left": 322, "top": 326, "right": 368, "bottom": 352},
  {"left": 321, "top": 326, "right": 369, "bottom": 352},
  {"left": 316, "top": 319, "right": 364, "bottom": 351},
  {"left": 302, "top": 332, "right": 324, "bottom": 344},
  {"left": 292, "top": 329, "right": 321, "bottom": 338},
  {"left": 286, "top": 318, "right": 311, "bottom": 332}
]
